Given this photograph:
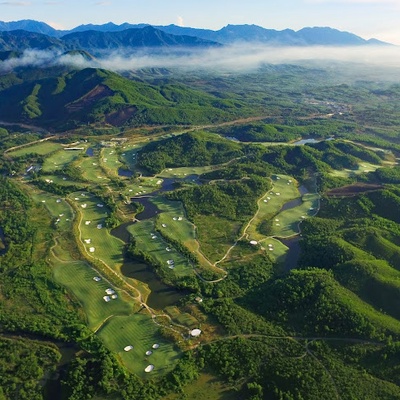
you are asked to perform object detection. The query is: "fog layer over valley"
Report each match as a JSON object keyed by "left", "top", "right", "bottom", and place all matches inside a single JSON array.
[{"left": 2, "top": 44, "right": 400, "bottom": 79}]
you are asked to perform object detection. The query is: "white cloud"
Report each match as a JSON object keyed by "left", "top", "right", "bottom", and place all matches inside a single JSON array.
[
  {"left": 177, "top": 15, "right": 184, "bottom": 27},
  {"left": 2, "top": 45, "right": 400, "bottom": 79}
]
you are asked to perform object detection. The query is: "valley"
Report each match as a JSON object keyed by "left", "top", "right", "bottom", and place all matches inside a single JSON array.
[{"left": 2, "top": 42, "right": 400, "bottom": 400}]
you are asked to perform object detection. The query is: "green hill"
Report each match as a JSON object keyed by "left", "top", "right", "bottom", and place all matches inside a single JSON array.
[
  {"left": 247, "top": 268, "right": 400, "bottom": 340},
  {"left": 0, "top": 67, "right": 250, "bottom": 129},
  {"left": 137, "top": 131, "right": 244, "bottom": 174}
]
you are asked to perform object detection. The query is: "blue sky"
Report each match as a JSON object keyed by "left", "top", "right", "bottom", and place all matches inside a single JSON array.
[{"left": 1, "top": 0, "right": 399, "bottom": 44}]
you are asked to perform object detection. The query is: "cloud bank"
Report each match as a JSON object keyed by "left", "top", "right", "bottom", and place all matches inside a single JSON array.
[{"left": 1, "top": 44, "right": 400, "bottom": 78}]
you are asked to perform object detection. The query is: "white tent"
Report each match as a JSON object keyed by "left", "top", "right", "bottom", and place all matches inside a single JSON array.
[{"left": 190, "top": 329, "right": 202, "bottom": 337}]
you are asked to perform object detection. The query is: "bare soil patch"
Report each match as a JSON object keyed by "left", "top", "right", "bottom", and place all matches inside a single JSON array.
[
  {"left": 67, "top": 85, "right": 114, "bottom": 113},
  {"left": 326, "top": 183, "right": 383, "bottom": 197},
  {"left": 105, "top": 106, "right": 138, "bottom": 126}
]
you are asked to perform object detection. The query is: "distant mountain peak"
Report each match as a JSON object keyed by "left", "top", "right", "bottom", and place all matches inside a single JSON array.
[{"left": 0, "top": 20, "right": 392, "bottom": 49}]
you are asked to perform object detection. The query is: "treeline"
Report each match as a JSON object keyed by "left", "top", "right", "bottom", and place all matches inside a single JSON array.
[
  {"left": 31, "top": 179, "right": 84, "bottom": 197},
  {"left": 0, "top": 337, "right": 60, "bottom": 400},
  {"left": 137, "top": 131, "right": 243, "bottom": 174},
  {"left": 167, "top": 176, "right": 270, "bottom": 221}
]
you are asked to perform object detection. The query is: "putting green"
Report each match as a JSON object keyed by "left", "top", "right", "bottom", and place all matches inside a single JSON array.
[
  {"left": 120, "top": 145, "right": 145, "bottom": 169},
  {"left": 37, "top": 174, "right": 87, "bottom": 188},
  {"left": 97, "top": 313, "right": 180, "bottom": 377},
  {"left": 258, "top": 237, "right": 289, "bottom": 263}
]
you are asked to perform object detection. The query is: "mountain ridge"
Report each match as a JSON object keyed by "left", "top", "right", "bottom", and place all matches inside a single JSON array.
[{"left": 0, "top": 19, "right": 390, "bottom": 46}]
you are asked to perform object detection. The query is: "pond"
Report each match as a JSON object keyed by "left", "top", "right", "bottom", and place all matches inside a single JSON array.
[
  {"left": 85, "top": 147, "right": 94, "bottom": 157},
  {"left": 130, "top": 197, "right": 161, "bottom": 220},
  {"left": 281, "top": 236, "right": 302, "bottom": 271},
  {"left": 121, "top": 260, "right": 186, "bottom": 309},
  {"left": 118, "top": 168, "right": 133, "bottom": 178}
]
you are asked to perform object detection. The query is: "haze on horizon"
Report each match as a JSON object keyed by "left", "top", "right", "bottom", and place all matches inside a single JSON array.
[
  {"left": 3, "top": 44, "right": 400, "bottom": 82},
  {"left": 0, "top": 0, "right": 399, "bottom": 45}
]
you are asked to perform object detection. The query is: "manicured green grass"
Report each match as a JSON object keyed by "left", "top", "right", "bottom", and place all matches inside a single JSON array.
[
  {"left": 53, "top": 260, "right": 134, "bottom": 330},
  {"left": 72, "top": 193, "right": 125, "bottom": 272},
  {"left": 7, "top": 141, "right": 61, "bottom": 157},
  {"left": 151, "top": 197, "right": 216, "bottom": 269},
  {"left": 38, "top": 174, "right": 87, "bottom": 188},
  {"left": 100, "top": 147, "right": 123, "bottom": 177},
  {"left": 41, "top": 149, "right": 82, "bottom": 173},
  {"left": 97, "top": 313, "right": 181, "bottom": 377},
  {"left": 127, "top": 218, "right": 192, "bottom": 277},
  {"left": 258, "top": 237, "right": 289, "bottom": 263},
  {"left": 152, "top": 197, "right": 196, "bottom": 242},
  {"left": 120, "top": 144, "right": 145, "bottom": 169},
  {"left": 158, "top": 165, "right": 215, "bottom": 178},
  {"left": 79, "top": 157, "right": 110, "bottom": 184},
  {"left": 31, "top": 191, "right": 74, "bottom": 231},
  {"left": 271, "top": 193, "right": 320, "bottom": 238},
  {"left": 330, "top": 162, "right": 381, "bottom": 178},
  {"left": 246, "top": 174, "right": 299, "bottom": 241}
]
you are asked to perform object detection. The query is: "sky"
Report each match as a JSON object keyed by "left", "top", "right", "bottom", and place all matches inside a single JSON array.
[{"left": 0, "top": 0, "right": 400, "bottom": 45}]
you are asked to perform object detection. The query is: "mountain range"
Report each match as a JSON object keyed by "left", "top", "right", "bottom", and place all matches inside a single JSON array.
[{"left": 0, "top": 19, "right": 389, "bottom": 53}]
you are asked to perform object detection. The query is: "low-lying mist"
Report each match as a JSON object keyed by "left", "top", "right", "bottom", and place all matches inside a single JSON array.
[{"left": 1, "top": 44, "right": 400, "bottom": 80}]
